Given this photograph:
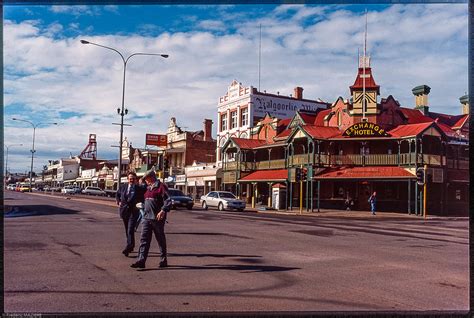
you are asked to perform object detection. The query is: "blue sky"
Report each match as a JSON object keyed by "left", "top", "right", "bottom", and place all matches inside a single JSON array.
[{"left": 4, "top": 4, "right": 468, "bottom": 173}]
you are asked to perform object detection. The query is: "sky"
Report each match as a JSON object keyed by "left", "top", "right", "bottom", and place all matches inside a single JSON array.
[{"left": 4, "top": 4, "right": 468, "bottom": 173}]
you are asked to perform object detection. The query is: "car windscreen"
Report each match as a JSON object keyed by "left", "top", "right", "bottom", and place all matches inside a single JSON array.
[
  {"left": 168, "top": 189, "right": 185, "bottom": 197},
  {"left": 219, "top": 192, "right": 236, "bottom": 199}
]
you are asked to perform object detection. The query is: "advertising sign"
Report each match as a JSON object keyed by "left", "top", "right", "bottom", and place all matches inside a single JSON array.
[
  {"left": 251, "top": 95, "right": 326, "bottom": 118},
  {"left": 146, "top": 134, "right": 167, "bottom": 147},
  {"left": 343, "top": 122, "right": 389, "bottom": 137}
]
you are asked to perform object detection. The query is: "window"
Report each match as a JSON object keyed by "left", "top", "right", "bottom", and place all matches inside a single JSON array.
[
  {"left": 231, "top": 111, "right": 237, "bottom": 129},
  {"left": 221, "top": 113, "right": 228, "bottom": 132},
  {"left": 337, "top": 111, "right": 342, "bottom": 126},
  {"left": 241, "top": 108, "right": 249, "bottom": 126}
]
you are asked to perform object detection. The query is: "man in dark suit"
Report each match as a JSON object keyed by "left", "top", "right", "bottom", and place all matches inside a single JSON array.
[{"left": 116, "top": 171, "right": 145, "bottom": 256}]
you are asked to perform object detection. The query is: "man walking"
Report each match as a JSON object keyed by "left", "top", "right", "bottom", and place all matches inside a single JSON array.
[
  {"left": 116, "top": 172, "right": 144, "bottom": 257},
  {"left": 131, "top": 168, "right": 171, "bottom": 269},
  {"left": 368, "top": 191, "right": 377, "bottom": 215}
]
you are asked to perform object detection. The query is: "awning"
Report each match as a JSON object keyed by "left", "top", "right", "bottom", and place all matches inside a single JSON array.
[
  {"left": 239, "top": 169, "right": 288, "bottom": 182},
  {"left": 314, "top": 166, "right": 416, "bottom": 180}
]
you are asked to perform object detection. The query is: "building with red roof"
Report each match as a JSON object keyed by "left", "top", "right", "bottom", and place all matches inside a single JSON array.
[{"left": 220, "top": 56, "right": 469, "bottom": 216}]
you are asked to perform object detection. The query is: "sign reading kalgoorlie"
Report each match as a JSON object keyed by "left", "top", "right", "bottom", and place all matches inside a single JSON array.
[{"left": 343, "top": 122, "right": 389, "bottom": 137}]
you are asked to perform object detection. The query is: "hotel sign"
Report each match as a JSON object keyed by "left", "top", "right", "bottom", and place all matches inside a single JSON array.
[{"left": 343, "top": 122, "right": 389, "bottom": 137}]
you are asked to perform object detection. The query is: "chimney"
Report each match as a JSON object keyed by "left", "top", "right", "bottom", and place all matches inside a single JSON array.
[
  {"left": 412, "top": 85, "right": 431, "bottom": 116},
  {"left": 294, "top": 87, "right": 303, "bottom": 100},
  {"left": 459, "top": 94, "right": 469, "bottom": 115},
  {"left": 203, "top": 119, "right": 213, "bottom": 141}
]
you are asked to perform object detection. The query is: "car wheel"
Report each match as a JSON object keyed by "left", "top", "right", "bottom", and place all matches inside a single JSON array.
[
  {"left": 202, "top": 201, "right": 208, "bottom": 210},
  {"left": 218, "top": 202, "right": 224, "bottom": 211},
  {"left": 187, "top": 204, "right": 193, "bottom": 210},
  {"left": 238, "top": 208, "right": 244, "bottom": 212}
]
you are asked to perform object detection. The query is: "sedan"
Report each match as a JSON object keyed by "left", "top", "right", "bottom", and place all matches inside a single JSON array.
[
  {"left": 200, "top": 191, "right": 246, "bottom": 211},
  {"left": 62, "top": 186, "right": 80, "bottom": 194},
  {"left": 82, "top": 186, "right": 106, "bottom": 196},
  {"left": 168, "top": 188, "right": 194, "bottom": 210}
]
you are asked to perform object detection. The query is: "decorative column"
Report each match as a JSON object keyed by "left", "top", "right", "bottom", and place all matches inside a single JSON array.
[{"left": 268, "top": 182, "right": 272, "bottom": 208}]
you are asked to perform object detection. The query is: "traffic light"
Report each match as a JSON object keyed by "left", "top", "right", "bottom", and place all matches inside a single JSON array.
[
  {"left": 163, "top": 157, "right": 169, "bottom": 170},
  {"left": 416, "top": 167, "right": 425, "bottom": 186},
  {"left": 295, "top": 167, "right": 301, "bottom": 182},
  {"left": 301, "top": 168, "right": 308, "bottom": 181},
  {"left": 158, "top": 156, "right": 163, "bottom": 170}
]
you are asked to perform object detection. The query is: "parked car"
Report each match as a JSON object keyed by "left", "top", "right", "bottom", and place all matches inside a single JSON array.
[
  {"left": 200, "top": 191, "right": 246, "bottom": 211},
  {"left": 82, "top": 186, "right": 106, "bottom": 196},
  {"left": 104, "top": 189, "right": 117, "bottom": 198},
  {"left": 62, "top": 186, "right": 81, "bottom": 194},
  {"left": 18, "top": 184, "right": 32, "bottom": 192},
  {"left": 168, "top": 188, "right": 194, "bottom": 210},
  {"left": 7, "top": 184, "right": 16, "bottom": 191}
]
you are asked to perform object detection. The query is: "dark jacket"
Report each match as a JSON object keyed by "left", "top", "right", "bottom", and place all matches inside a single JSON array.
[
  {"left": 116, "top": 183, "right": 145, "bottom": 218},
  {"left": 143, "top": 180, "right": 171, "bottom": 220}
]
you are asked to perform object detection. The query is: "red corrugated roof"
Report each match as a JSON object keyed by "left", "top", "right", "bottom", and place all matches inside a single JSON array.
[
  {"left": 232, "top": 138, "right": 267, "bottom": 149},
  {"left": 435, "top": 121, "right": 456, "bottom": 137},
  {"left": 315, "top": 166, "right": 415, "bottom": 179},
  {"left": 299, "top": 113, "right": 317, "bottom": 124},
  {"left": 452, "top": 114, "right": 469, "bottom": 128},
  {"left": 277, "top": 118, "right": 291, "bottom": 128},
  {"left": 388, "top": 122, "right": 433, "bottom": 138},
  {"left": 314, "top": 109, "right": 331, "bottom": 126},
  {"left": 239, "top": 169, "right": 288, "bottom": 182},
  {"left": 302, "top": 125, "right": 342, "bottom": 139},
  {"left": 427, "top": 111, "right": 465, "bottom": 127},
  {"left": 350, "top": 67, "right": 380, "bottom": 94},
  {"left": 399, "top": 108, "right": 433, "bottom": 124},
  {"left": 275, "top": 129, "right": 292, "bottom": 139}
]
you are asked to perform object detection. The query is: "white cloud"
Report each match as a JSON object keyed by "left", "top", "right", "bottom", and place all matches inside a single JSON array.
[{"left": 4, "top": 4, "right": 468, "bottom": 173}]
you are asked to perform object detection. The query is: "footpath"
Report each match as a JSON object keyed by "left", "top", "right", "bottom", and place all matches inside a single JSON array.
[{"left": 29, "top": 191, "right": 467, "bottom": 221}]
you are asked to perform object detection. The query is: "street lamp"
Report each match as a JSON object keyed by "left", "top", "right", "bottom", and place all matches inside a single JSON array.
[
  {"left": 4, "top": 143, "right": 23, "bottom": 188},
  {"left": 12, "top": 118, "right": 58, "bottom": 190},
  {"left": 80, "top": 39, "right": 168, "bottom": 189}
]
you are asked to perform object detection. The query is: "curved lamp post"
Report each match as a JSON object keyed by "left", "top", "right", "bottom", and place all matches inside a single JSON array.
[
  {"left": 4, "top": 143, "right": 23, "bottom": 188},
  {"left": 12, "top": 118, "right": 58, "bottom": 189},
  {"left": 80, "top": 39, "right": 168, "bottom": 189}
]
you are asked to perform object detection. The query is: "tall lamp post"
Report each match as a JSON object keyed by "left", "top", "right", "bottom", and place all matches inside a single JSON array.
[
  {"left": 4, "top": 143, "right": 23, "bottom": 188},
  {"left": 12, "top": 118, "right": 58, "bottom": 189},
  {"left": 80, "top": 40, "right": 168, "bottom": 189}
]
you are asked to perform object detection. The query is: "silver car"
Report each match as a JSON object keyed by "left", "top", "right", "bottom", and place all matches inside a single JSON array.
[
  {"left": 82, "top": 186, "right": 105, "bottom": 196},
  {"left": 200, "top": 191, "right": 246, "bottom": 211}
]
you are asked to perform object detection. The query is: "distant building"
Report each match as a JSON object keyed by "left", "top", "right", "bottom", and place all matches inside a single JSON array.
[{"left": 216, "top": 80, "right": 329, "bottom": 162}]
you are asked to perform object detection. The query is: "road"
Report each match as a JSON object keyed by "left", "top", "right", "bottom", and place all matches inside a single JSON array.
[{"left": 3, "top": 191, "right": 469, "bottom": 314}]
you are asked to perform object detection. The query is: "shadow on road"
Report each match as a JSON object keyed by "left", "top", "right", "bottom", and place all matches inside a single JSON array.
[
  {"left": 168, "top": 252, "right": 262, "bottom": 258},
  {"left": 167, "top": 232, "right": 251, "bottom": 239},
  {"left": 138, "top": 263, "right": 300, "bottom": 273},
  {"left": 4, "top": 205, "right": 79, "bottom": 218}
]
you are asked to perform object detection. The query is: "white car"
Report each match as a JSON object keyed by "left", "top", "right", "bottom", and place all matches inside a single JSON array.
[
  {"left": 62, "top": 186, "right": 80, "bottom": 194},
  {"left": 200, "top": 191, "right": 246, "bottom": 211},
  {"left": 82, "top": 186, "right": 106, "bottom": 196}
]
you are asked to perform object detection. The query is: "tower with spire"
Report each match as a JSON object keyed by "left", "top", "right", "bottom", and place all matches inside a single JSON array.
[{"left": 349, "top": 11, "right": 380, "bottom": 121}]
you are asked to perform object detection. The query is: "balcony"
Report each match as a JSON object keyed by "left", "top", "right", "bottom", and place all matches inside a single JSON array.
[
  {"left": 256, "top": 159, "right": 286, "bottom": 170},
  {"left": 447, "top": 159, "right": 469, "bottom": 170},
  {"left": 223, "top": 152, "right": 449, "bottom": 172}
]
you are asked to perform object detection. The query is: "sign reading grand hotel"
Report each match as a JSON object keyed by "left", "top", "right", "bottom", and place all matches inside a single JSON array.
[{"left": 343, "top": 122, "right": 389, "bottom": 137}]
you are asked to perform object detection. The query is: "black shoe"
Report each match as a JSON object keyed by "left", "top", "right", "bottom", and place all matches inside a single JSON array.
[
  {"left": 130, "top": 261, "right": 145, "bottom": 269},
  {"left": 159, "top": 260, "right": 168, "bottom": 268},
  {"left": 122, "top": 248, "right": 132, "bottom": 257}
]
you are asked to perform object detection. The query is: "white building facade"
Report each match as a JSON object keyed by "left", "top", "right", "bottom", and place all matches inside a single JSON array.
[{"left": 217, "top": 80, "right": 328, "bottom": 162}]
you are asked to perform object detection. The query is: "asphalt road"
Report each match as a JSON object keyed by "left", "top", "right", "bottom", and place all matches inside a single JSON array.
[{"left": 3, "top": 191, "right": 469, "bottom": 314}]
